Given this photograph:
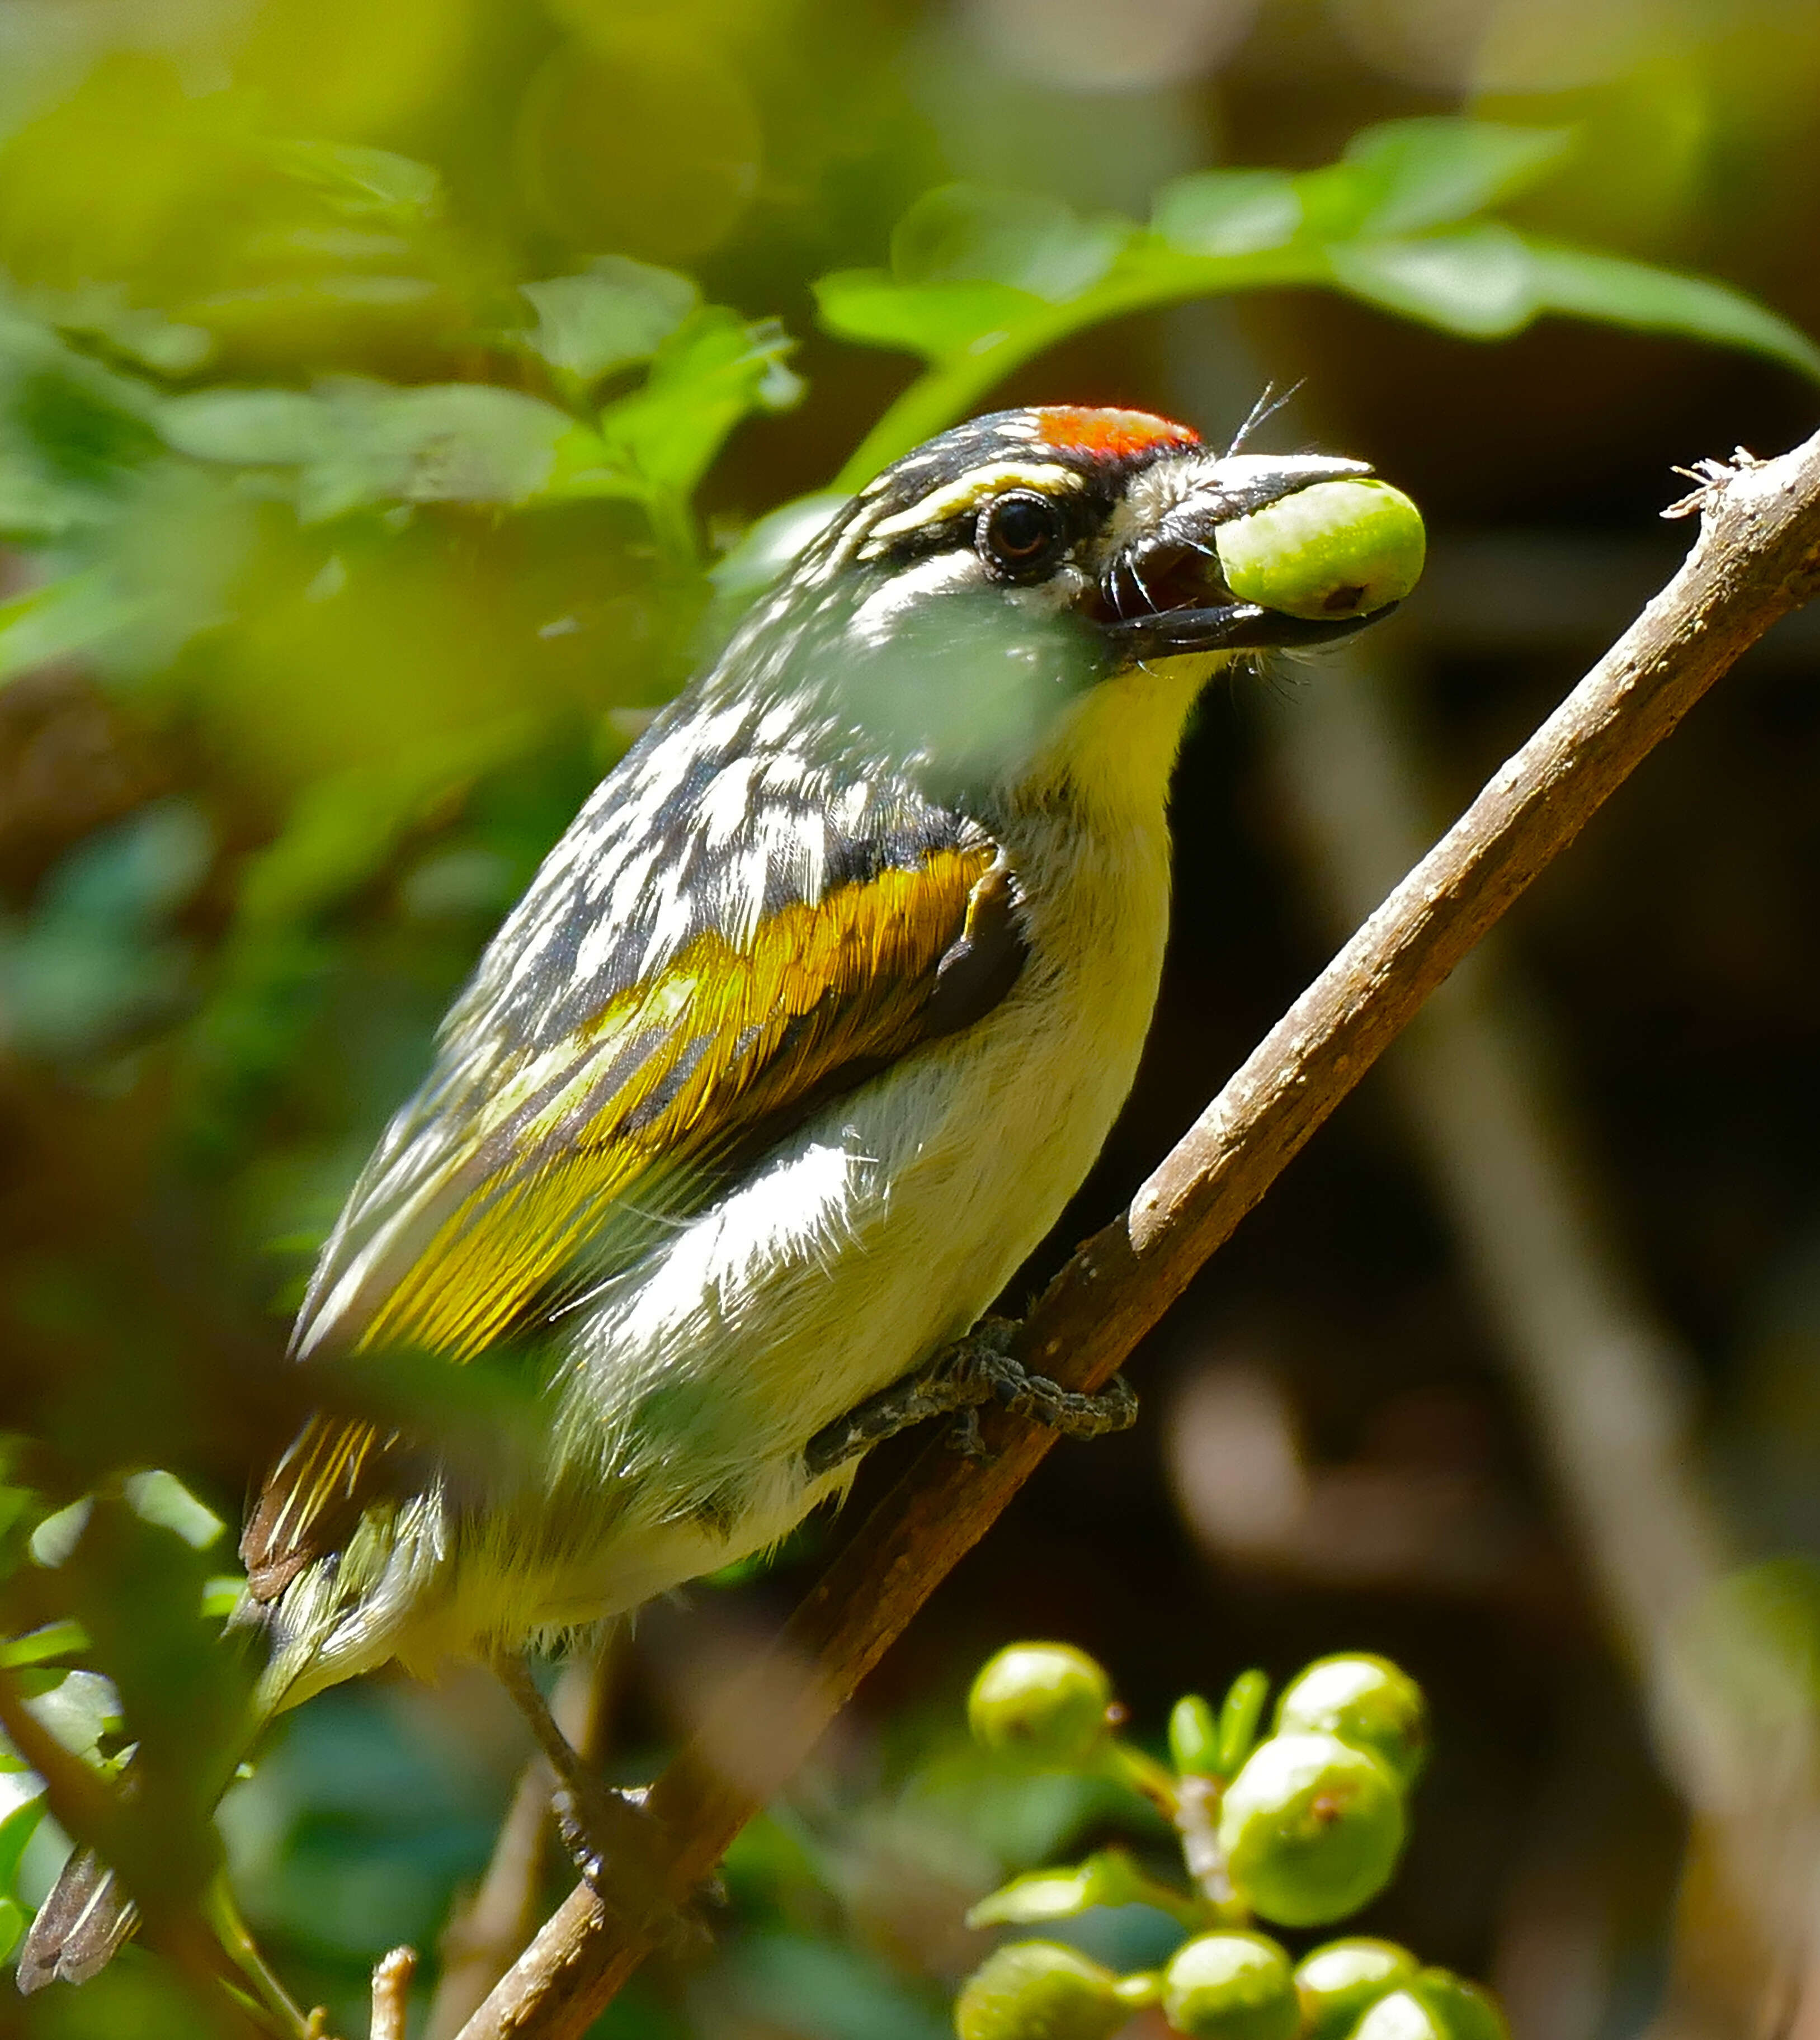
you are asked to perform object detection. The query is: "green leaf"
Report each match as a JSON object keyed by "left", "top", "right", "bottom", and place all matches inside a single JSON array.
[
  {"left": 0, "top": 1793, "right": 46, "bottom": 1891},
  {"left": 235, "top": 725, "right": 534, "bottom": 932},
  {"left": 201, "top": 1574, "right": 246, "bottom": 1619},
  {"left": 0, "top": 884, "right": 196, "bottom": 1060},
  {"left": 27, "top": 1499, "right": 91, "bottom": 1569},
  {"left": 1340, "top": 118, "right": 1575, "bottom": 237},
  {"left": 0, "top": 341, "right": 166, "bottom": 523},
  {"left": 293, "top": 381, "right": 579, "bottom": 516},
  {"left": 0, "top": 462, "right": 109, "bottom": 544},
  {"left": 1152, "top": 170, "right": 1303, "bottom": 257},
  {"left": 160, "top": 380, "right": 585, "bottom": 520},
  {"left": 812, "top": 271, "right": 1042, "bottom": 366},
  {"left": 0, "top": 574, "right": 144, "bottom": 687},
  {"left": 123, "top": 1470, "right": 225, "bottom": 1551},
  {"left": 1217, "top": 1669, "right": 1271, "bottom": 1777},
  {"left": 728, "top": 1934, "right": 951, "bottom": 2040},
  {"left": 520, "top": 257, "right": 701, "bottom": 391},
  {"left": 1168, "top": 1693, "right": 1221, "bottom": 1775},
  {"left": 965, "top": 1848, "right": 1202, "bottom": 1930},
  {"left": 586, "top": 308, "right": 802, "bottom": 509},
  {"left": 15, "top": 1669, "right": 122, "bottom": 1764},
  {"left": 265, "top": 139, "right": 445, "bottom": 229},
  {"left": 30, "top": 284, "right": 214, "bottom": 379},
  {"left": 1526, "top": 240, "right": 1820, "bottom": 381},
  {"left": 891, "top": 185, "right": 1132, "bottom": 303},
  {"left": 0, "top": 1621, "right": 91, "bottom": 1670},
  {"left": 1328, "top": 225, "right": 1538, "bottom": 337},
  {"left": 0, "top": 464, "right": 251, "bottom": 688},
  {"left": 156, "top": 387, "right": 328, "bottom": 465}
]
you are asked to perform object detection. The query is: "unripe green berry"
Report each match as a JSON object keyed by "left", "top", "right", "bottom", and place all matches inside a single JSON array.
[
  {"left": 1274, "top": 1655, "right": 1429, "bottom": 1788},
  {"left": 1214, "top": 479, "right": 1425, "bottom": 621},
  {"left": 1349, "top": 1991, "right": 1445, "bottom": 2040},
  {"left": 953, "top": 1940, "right": 1127, "bottom": 2040},
  {"left": 1350, "top": 1974, "right": 1508, "bottom": 2040},
  {"left": 1160, "top": 1931, "right": 1299, "bottom": 2040},
  {"left": 1420, "top": 1972, "right": 1508, "bottom": 2040},
  {"left": 968, "top": 1645, "right": 1113, "bottom": 1768},
  {"left": 1294, "top": 1938, "right": 1419, "bottom": 2040},
  {"left": 1217, "top": 1732, "right": 1406, "bottom": 1926}
]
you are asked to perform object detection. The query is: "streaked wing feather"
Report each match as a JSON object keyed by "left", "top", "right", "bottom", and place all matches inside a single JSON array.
[
  {"left": 243, "top": 837, "right": 1022, "bottom": 1598},
  {"left": 243, "top": 1411, "right": 399, "bottom": 1601},
  {"left": 346, "top": 840, "right": 1006, "bottom": 1357}
]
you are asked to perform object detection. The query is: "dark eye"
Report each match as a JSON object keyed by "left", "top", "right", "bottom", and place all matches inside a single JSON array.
[{"left": 978, "top": 490, "right": 1065, "bottom": 579}]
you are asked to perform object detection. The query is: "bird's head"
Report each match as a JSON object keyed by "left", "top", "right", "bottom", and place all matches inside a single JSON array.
[{"left": 722, "top": 404, "right": 1422, "bottom": 801}]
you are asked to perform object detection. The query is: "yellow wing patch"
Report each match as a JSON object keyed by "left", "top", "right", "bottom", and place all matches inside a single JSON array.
[{"left": 351, "top": 840, "right": 1003, "bottom": 1361}]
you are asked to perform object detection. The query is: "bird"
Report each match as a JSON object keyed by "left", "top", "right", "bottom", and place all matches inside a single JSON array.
[{"left": 18, "top": 403, "right": 1401, "bottom": 1994}]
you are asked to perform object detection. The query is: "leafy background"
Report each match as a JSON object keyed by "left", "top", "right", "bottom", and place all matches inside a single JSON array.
[{"left": 2, "top": 0, "right": 1820, "bottom": 2034}]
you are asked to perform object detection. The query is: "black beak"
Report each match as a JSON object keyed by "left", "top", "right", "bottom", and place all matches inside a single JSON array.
[
  {"left": 1100, "top": 452, "right": 1400, "bottom": 662},
  {"left": 1102, "top": 597, "right": 1397, "bottom": 660}
]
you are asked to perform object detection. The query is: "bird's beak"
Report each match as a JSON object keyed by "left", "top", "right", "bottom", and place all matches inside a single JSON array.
[{"left": 1099, "top": 452, "right": 1399, "bottom": 663}]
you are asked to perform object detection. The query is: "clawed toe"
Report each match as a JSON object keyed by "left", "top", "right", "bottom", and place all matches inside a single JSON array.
[
  {"left": 805, "top": 1321, "right": 1138, "bottom": 1476},
  {"left": 551, "top": 1776, "right": 706, "bottom": 1958}
]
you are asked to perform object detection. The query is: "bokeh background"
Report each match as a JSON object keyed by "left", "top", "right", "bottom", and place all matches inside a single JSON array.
[{"left": 3, "top": 0, "right": 1820, "bottom": 2035}]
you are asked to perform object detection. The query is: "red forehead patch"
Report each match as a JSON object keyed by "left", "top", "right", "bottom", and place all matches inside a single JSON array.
[{"left": 1031, "top": 405, "right": 1200, "bottom": 461}]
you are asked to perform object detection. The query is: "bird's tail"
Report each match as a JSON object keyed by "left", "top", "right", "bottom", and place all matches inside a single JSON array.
[{"left": 15, "top": 1847, "right": 139, "bottom": 1992}]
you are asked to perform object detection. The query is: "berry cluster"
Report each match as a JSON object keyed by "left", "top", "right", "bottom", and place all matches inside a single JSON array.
[{"left": 954, "top": 1645, "right": 1504, "bottom": 2040}]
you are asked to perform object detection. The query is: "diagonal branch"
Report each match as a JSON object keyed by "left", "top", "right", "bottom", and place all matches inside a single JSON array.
[{"left": 453, "top": 428, "right": 1820, "bottom": 2040}]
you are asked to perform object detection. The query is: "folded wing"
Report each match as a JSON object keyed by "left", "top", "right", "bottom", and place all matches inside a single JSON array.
[{"left": 242, "top": 830, "right": 1024, "bottom": 1599}]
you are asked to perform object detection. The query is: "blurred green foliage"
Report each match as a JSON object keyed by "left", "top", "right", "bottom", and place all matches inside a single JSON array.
[{"left": 0, "top": 0, "right": 1817, "bottom": 2032}]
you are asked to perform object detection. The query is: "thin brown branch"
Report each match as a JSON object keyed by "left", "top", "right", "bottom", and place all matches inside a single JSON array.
[
  {"left": 454, "top": 429, "right": 1820, "bottom": 2040},
  {"left": 427, "top": 1654, "right": 611, "bottom": 2038},
  {"left": 371, "top": 1946, "right": 417, "bottom": 2040}
]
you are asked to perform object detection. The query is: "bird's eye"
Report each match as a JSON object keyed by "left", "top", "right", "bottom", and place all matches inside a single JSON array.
[{"left": 978, "top": 490, "right": 1065, "bottom": 579}]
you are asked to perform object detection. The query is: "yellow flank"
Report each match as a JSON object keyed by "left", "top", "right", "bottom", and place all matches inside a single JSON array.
[{"left": 357, "top": 842, "right": 996, "bottom": 1362}]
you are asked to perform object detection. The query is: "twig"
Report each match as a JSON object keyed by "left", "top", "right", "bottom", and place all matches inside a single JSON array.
[
  {"left": 453, "top": 426, "right": 1820, "bottom": 2040},
  {"left": 371, "top": 1946, "right": 417, "bottom": 2040},
  {"left": 427, "top": 1763, "right": 554, "bottom": 2035},
  {"left": 427, "top": 1654, "right": 611, "bottom": 2038}
]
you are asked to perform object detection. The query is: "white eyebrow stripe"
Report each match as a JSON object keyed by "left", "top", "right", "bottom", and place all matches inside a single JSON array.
[{"left": 860, "top": 460, "right": 1083, "bottom": 548}]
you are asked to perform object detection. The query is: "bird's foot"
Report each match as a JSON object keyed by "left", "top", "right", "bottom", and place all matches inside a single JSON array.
[
  {"left": 549, "top": 1774, "right": 708, "bottom": 1959},
  {"left": 802, "top": 1318, "right": 1138, "bottom": 1476},
  {"left": 496, "top": 1657, "right": 706, "bottom": 1957}
]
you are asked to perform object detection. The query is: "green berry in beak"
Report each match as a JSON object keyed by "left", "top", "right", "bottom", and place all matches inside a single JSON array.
[{"left": 1214, "top": 478, "right": 1426, "bottom": 621}]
